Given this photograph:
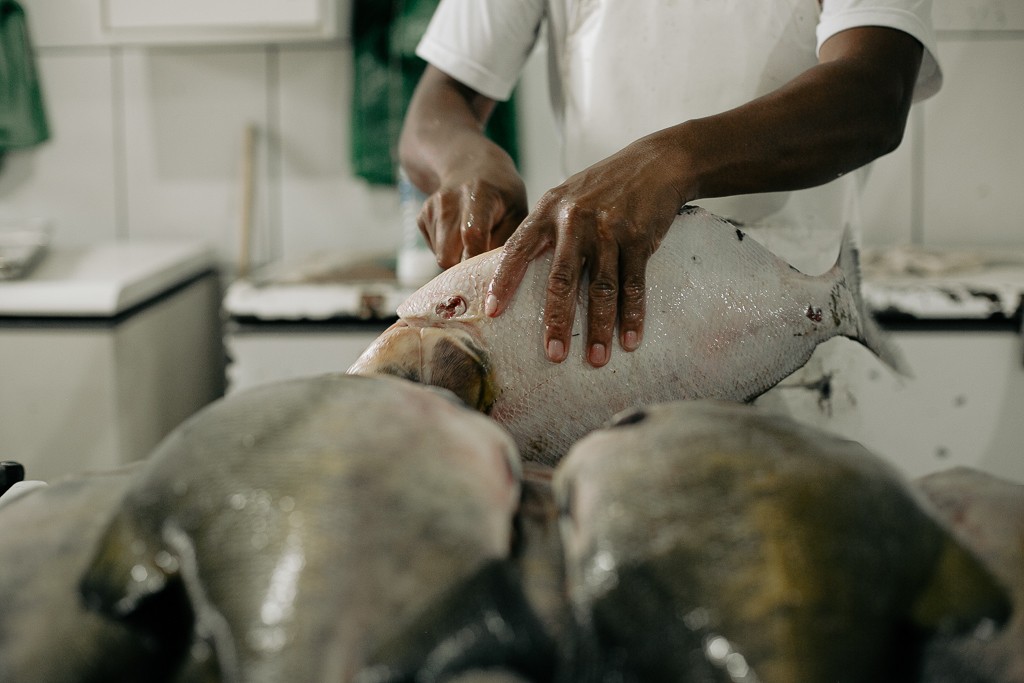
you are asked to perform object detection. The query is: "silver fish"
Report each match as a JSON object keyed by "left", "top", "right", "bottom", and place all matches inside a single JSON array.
[
  {"left": 350, "top": 206, "right": 904, "bottom": 465},
  {"left": 80, "top": 374, "right": 523, "bottom": 683},
  {"left": 552, "top": 400, "right": 1008, "bottom": 682},
  {"left": 915, "top": 467, "right": 1024, "bottom": 683}
]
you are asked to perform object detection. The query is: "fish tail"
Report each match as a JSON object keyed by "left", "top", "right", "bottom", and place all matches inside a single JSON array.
[{"left": 834, "top": 227, "right": 913, "bottom": 377}]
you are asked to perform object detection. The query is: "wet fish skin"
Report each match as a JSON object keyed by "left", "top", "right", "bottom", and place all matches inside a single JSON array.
[
  {"left": 350, "top": 206, "right": 902, "bottom": 465},
  {"left": 353, "top": 466, "right": 570, "bottom": 683},
  {"left": 915, "top": 467, "right": 1024, "bottom": 683},
  {"left": 512, "top": 465, "right": 572, "bottom": 649},
  {"left": 355, "top": 560, "right": 558, "bottom": 683},
  {"left": 80, "top": 374, "right": 522, "bottom": 683},
  {"left": 552, "top": 400, "right": 1009, "bottom": 683},
  {"left": 0, "top": 464, "right": 193, "bottom": 683}
]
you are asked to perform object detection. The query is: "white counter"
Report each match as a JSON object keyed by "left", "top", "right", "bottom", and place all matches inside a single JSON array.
[
  {"left": 0, "top": 241, "right": 215, "bottom": 316},
  {"left": 0, "top": 242, "right": 225, "bottom": 482}
]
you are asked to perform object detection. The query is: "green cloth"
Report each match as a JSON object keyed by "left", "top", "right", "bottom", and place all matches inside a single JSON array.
[
  {"left": 0, "top": 0, "right": 49, "bottom": 154},
  {"left": 350, "top": 0, "right": 518, "bottom": 186}
]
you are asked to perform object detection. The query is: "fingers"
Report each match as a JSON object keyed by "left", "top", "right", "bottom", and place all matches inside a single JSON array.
[
  {"left": 541, "top": 232, "right": 582, "bottom": 364},
  {"left": 488, "top": 210, "right": 649, "bottom": 367},
  {"left": 417, "top": 194, "right": 462, "bottom": 269},
  {"left": 419, "top": 182, "right": 525, "bottom": 269},
  {"left": 584, "top": 243, "right": 619, "bottom": 367},
  {"left": 489, "top": 210, "right": 524, "bottom": 256},
  {"left": 617, "top": 250, "right": 647, "bottom": 352},
  {"left": 485, "top": 216, "right": 550, "bottom": 319},
  {"left": 460, "top": 192, "right": 500, "bottom": 262}
]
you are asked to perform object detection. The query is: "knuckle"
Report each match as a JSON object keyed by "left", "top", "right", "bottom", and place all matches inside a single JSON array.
[
  {"left": 588, "top": 276, "right": 617, "bottom": 302},
  {"left": 619, "top": 304, "right": 645, "bottom": 328},
  {"left": 546, "top": 264, "right": 577, "bottom": 299},
  {"left": 620, "top": 275, "right": 646, "bottom": 302},
  {"left": 561, "top": 202, "right": 596, "bottom": 227}
]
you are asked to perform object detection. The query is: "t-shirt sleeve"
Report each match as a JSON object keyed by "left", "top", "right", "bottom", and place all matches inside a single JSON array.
[
  {"left": 415, "top": 0, "right": 546, "bottom": 102},
  {"left": 818, "top": 0, "right": 943, "bottom": 101}
]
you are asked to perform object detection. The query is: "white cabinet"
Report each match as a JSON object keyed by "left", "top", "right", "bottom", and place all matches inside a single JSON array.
[
  {"left": 0, "top": 242, "right": 225, "bottom": 482},
  {"left": 22, "top": 0, "right": 345, "bottom": 48},
  {"left": 101, "top": 0, "right": 342, "bottom": 44}
]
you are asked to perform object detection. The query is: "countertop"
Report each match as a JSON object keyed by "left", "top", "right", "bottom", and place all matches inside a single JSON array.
[
  {"left": 0, "top": 241, "right": 216, "bottom": 318},
  {"left": 223, "top": 245, "right": 1024, "bottom": 326}
]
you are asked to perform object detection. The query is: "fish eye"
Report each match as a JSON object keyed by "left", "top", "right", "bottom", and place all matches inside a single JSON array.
[{"left": 434, "top": 295, "right": 468, "bottom": 319}]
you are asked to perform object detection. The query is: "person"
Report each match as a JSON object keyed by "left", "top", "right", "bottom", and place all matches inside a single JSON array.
[{"left": 398, "top": 0, "right": 942, "bottom": 368}]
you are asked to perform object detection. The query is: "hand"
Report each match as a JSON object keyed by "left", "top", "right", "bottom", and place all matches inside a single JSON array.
[
  {"left": 485, "top": 136, "right": 687, "bottom": 367},
  {"left": 418, "top": 159, "right": 528, "bottom": 269}
]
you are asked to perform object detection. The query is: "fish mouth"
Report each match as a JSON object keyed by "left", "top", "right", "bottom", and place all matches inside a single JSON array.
[{"left": 348, "top": 321, "right": 496, "bottom": 414}]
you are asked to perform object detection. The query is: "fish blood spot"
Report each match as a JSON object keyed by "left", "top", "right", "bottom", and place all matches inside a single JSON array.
[
  {"left": 434, "top": 296, "right": 467, "bottom": 319},
  {"left": 735, "top": 229, "right": 744, "bottom": 241},
  {"left": 805, "top": 305, "right": 823, "bottom": 323}
]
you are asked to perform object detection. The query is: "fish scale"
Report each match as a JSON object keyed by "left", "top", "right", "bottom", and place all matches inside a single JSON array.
[{"left": 351, "top": 205, "right": 905, "bottom": 465}]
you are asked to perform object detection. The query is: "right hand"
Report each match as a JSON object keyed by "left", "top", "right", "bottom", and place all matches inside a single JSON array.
[{"left": 417, "top": 156, "right": 528, "bottom": 269}]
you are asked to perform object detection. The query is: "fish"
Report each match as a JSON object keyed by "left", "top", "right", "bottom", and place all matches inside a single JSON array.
[
  {"left": 353, "top": 465, "right": 568, "bottom": 683},
  {"left": 79, "top": 374, "right": 526, "bottom": 683},
  {"left": 0, "top": 463, "right": 194, "bottom": 683},
  {"left": 915, "top": 467, "right": 1024, "bottom": 683},
  {"left": 551, "top": 400, "right": 1009, "bottom": 683},
  {"left": 349, "top": 205, "right": 905, "bottom": 465}
]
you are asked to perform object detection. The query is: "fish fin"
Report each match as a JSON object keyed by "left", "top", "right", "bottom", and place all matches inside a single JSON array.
[
  {"left": 79, "top": 510, "right": 188, "bottom": 625},
  {"left": 358, "top": 560, "right": 557, "bottom": 683},
  {"left": 909, "top": 535, "right": 1012, "bottom": 635},
  {"left": 835, "top": 227, "right": 913, "bottom": 378}
]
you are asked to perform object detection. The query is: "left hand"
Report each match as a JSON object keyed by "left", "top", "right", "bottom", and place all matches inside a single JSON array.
[
  {"left": 484, "top": 135, "right": 687, "bottom": 367},
  {"left": 417, "top": 160, "right": 528, "bottom": 269}
]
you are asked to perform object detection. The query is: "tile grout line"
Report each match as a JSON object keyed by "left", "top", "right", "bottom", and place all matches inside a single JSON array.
[
  {"left": 265, "top": 45, "right": 284, "bottom": 266},
  {"left": 110, "top": 47, "right": 130, "bottom": 241},
  {"left": 910, "top": 105, "right": 925, "bottom": 245}
]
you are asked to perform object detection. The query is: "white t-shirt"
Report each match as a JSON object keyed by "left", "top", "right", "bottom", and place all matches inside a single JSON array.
[{"left": 417, "top": 0, "right": 942, "bottom": 273}]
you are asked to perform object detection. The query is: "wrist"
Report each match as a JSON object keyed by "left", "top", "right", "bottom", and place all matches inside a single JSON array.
[{"left": 641, "top": 123, "right": 704, "bottom": 208}]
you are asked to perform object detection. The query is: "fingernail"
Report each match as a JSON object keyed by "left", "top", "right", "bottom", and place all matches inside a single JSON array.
[
  {"left": 485, "top": 294, "right": 499, "bottom": 317},
  {"left": 623, "top": 330, "right": 640, "bottom": 351},
  {"left": 546, "top": 338, "right": 565, "bottom": 362},
  {"left": 589, "top": 343, "right": 608, "bottom": 367}
]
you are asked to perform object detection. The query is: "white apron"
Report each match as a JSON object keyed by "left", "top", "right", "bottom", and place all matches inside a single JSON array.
[{"left": 544, "top": 0, "right": 857, "bottom": 275}]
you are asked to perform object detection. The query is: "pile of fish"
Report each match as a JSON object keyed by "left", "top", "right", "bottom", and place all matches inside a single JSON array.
[
  {"left": 0, "top": 374, "right": 1020, "bottom": 682},
  {"left": 1, "top": 209, "right": 1020, "bottom": 681}
]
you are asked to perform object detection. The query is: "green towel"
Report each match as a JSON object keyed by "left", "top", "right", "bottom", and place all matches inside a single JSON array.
[
  {"left": 350, "top": 0, "right": 518, "bottom": 186},
  {"left": 0, "top": 0, "right": 49, "bottom": 156}
]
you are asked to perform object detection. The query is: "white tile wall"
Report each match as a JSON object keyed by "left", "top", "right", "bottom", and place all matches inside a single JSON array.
[
  {"left": 0, "top": 52, "right": 119, "bottom": 244},
  {"left": 276, "top": 45, "right": 401, "bottom": 262},
  {"left": 921, "top": 38, "right": 1024, "bottom": 246},
  {"left": 934, "top": 0, "right": 1024, "bottom": 31},
  {"left": 1, "top": 1, "right": 1023, "bottom": 266},
  {"left": 120, "top": 47, "right": 272, "bottom": 264}
]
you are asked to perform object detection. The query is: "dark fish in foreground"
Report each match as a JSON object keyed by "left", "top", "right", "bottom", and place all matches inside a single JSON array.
[
  {"left": 552, "top": 400, "right": 1010, "bottom": 683},
  {"left": 350, "top": 206, "right": 905, "bottom": 465},
  {"left": 915, "top": 467, "right": 1024, "bottom": 683},
  {"left": 0, "top": 464, "right": 193, "bottom": 683},
  {"left": 80, "top": 374, "right": 526, "bottom": 683},
  {"left": 354, "top": 465, "right": 568, "bottom": 683}
]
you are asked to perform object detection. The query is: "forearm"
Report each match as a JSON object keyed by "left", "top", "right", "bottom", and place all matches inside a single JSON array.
[
  {"left": 398, "top": 66, "right": 515, "bottom": 194},
  {"left": 661, "top": 27, "right": 923, "bottom": 204}
]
